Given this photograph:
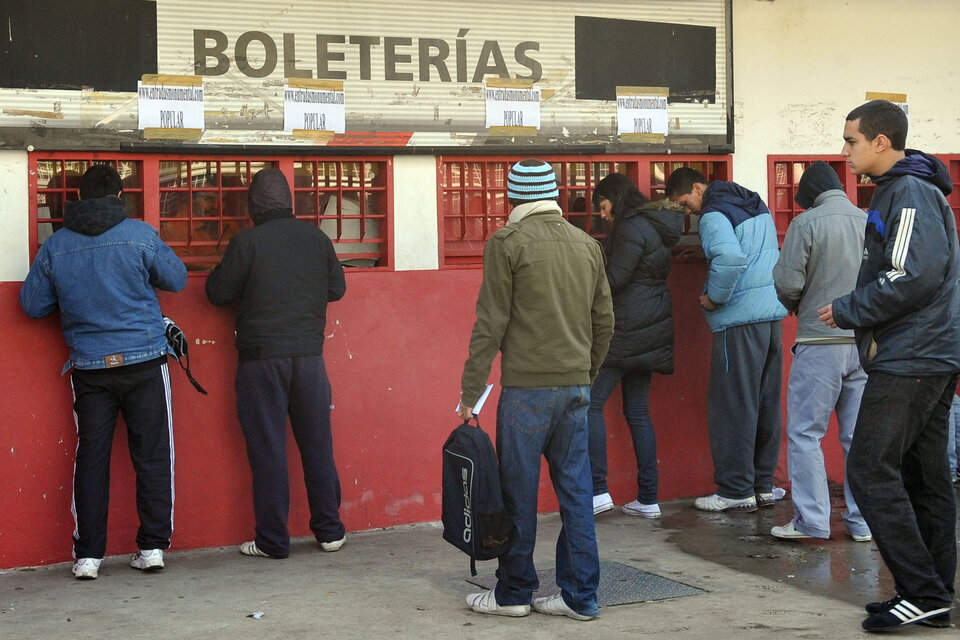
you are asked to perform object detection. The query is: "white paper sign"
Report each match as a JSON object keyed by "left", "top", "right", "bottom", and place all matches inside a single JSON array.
[
  {"left": 284, "top": 84, "right": 346, "bottom": 133},
  {"left": 137, "top": 81, "right": 205, "bottom": 130},
  {"left": 617, "top": 93, "right": 668, "bottom": 136},
  {"left": 485, "top": 84, "right": 541, "bottom": 129}
]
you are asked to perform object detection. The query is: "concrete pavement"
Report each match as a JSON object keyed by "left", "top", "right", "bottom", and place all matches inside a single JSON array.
[{"left": 1, "top": 496, "right": 953, "bottom": 639}]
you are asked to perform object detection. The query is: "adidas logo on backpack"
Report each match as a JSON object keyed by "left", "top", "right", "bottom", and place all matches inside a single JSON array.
[{"left": 442, "top": 418, "right": 512, "bottom": 576}]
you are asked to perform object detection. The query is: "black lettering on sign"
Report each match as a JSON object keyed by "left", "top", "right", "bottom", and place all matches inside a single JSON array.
[
  {"left": 303, "top": 113, "right": 326, "bottom": 130},
  {"left": 634, "top": 118, "right": 653, "bottom": 134},
  {"left": 236, "top": 31, "right": 278, "bottom": 78},
  {"left": 503, "top": 111, "right": 523, "bottom": 127},
  {"left": 190, "top": 28, "right": 542, "bottom": 84},
  {"left": 160, "top": 111, "right": 185, "bottom": 128}
]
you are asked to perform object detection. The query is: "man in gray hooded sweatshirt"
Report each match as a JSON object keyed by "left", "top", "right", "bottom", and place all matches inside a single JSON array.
[
  {"left": 771, "top": 161, "right": 869, "bottom": 543},
  {"left": 206, "top": 168, "right": 347, "bottom": 560}
]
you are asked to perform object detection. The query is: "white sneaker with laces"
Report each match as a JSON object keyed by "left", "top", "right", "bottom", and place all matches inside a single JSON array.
[
  {"left": 592, "top": 493, "right": 614, "bottom": 515},
  {"left": 770, "top": 520, "right": 813, "bottom": 540},
  {"left": 73, "top": 557, "right": 102, "bottom": 580},
  {"left": 129, "top": 548, "right": 164, "bottom": 571},
  {"left": 694, "top": 493, "right": 758, "bottom": 512},
  {"left": 621, "top": 500, "right": 661, "bottom": 518},
  {"left": 466, "top": 589, "right": 530, "bottom": 617},
  {"left": 320, "top": 536, "right": 346, "bottom": 552},
  {"left": 532, "top": 593, "right": 595, "bottom": 621}
]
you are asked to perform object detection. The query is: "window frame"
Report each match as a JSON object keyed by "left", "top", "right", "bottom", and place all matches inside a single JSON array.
[
  {"left": 28, "top": 152, "right": 395, "bottom": 272},
  {"left": 436, "top": 154, "right": 733, "bottom": 268},
  {"left": 768, "top": 153, "right": 960, "bottom": 244}
]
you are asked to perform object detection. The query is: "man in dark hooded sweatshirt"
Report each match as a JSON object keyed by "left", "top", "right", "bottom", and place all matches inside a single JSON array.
[
  {"left": 820, "top": 100, "right": 960, "bottom": 631},
  {"left": 771, "top": 162, "right": 869, "bottom": 544},
  {"left": 20, "top": 164, "right": 187, "bottom": 580},
  {"left": 206, "top": 168, "right": 347, "bottom": 559}
]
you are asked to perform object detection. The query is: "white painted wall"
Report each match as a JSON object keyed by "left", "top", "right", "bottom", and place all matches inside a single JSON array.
[
  {"left": 0, "top": 152, "right": 29, "bottom": 282},
  {"left": 732, "top": 0, "right": 960, "bottom": 197},
  {"left": 392, "top": 155, "right": 439, "bottom": 271}
]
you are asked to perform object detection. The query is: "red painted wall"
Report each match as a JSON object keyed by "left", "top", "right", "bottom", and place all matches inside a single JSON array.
[{"left": 0, "top": 262, "right": 827, "bottom": 569}]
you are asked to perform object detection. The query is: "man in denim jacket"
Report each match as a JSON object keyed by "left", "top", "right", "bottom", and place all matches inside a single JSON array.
[{"left": 20, "top": 164, "right": 187, "bottom": 580}]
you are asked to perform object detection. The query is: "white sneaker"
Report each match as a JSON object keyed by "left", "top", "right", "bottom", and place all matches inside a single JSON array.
[
  {"left": 845, "top": 528, "right": 873, "bottom": 543},
  {"left": 532, "top": 593, "right": 595, "bottom": 621},
  {"left": 694, "top": 493, "right": 758, "bottom": 512},
  {"left": 770, "top": 520, "right": 813, "bottom": 540},
  {"left": 129, "top": 548, "right": 164, "bottom": 571},
  {"left": 73, "top": 557, "right": 101, "bottom": 580},
  {"left": 320, "top": 535, "right": 346, "bottom": 552},
  {"left": 592, "top": 493, "right": 614, "bottom": 515},
  {"left": 621, "top": 500, "right": 661, "bottom": 519},
  {"left": 466, "top": 589, "right": 530, "bottom": 617},
  {"left": 239, "top": 540, "right": 272, "bottom": 557}
]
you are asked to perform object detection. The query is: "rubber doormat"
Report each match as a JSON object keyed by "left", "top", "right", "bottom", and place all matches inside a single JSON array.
[{"left": 467, "top": 560, "right": 705, "bottom": 606}]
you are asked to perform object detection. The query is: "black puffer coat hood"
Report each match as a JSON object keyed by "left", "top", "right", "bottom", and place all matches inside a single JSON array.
[{"left": 602, "top": 200, "right": 684, "bottom": 373}]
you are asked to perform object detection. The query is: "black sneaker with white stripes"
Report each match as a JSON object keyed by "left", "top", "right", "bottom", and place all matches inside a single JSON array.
[{"left": 861, "top": 596, "right": 951, "bottom": 631}]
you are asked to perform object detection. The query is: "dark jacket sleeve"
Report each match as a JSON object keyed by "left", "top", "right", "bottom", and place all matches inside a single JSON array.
[
  {"left": 605, "top": 216, "right": 647, "bottom": 293},
  {"left": 205, "top": 235, "right": 251, "bottom": 306},
  {"left": 833, "top": 184, "right": 947, "bottom": 329},
  {"left": 325, "top": 235, "right": 346, "bottom": 302}
]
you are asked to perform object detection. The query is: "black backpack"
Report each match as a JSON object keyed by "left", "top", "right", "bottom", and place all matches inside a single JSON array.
[{"left": 442, "top": 418, "right": 512, "bottom": 576}]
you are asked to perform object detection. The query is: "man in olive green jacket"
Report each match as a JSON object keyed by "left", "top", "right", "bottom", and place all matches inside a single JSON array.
[{"left": 459, "top": 159, "right": 614, "bottom": 622}]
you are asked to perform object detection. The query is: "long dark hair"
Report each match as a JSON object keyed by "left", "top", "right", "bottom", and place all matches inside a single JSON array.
[{"left": 591, "top": 173, "right": 649, "bottom": 219}]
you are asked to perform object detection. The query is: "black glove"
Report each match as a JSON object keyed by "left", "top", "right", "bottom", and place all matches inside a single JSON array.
[{"left": 163, "top": 316, "right": 207, "bottom": 395}]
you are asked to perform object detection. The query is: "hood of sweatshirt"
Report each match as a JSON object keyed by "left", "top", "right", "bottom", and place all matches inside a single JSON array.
[
  {"left": 701, "top": 181, "right": 770, "bottom": 228},
  {"left": 63, "top": 196, "right": 127, "bottom": 236},
  {"left": 877, "top": 149, "right": 953, "bottom": 197},
  {"left": 248, "top": 168, "right": 295, "bottom": 225}
]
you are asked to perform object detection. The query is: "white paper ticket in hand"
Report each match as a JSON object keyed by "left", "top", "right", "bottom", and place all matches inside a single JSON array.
[{"left": 456, "top": 384, "right": 494, "bottom": 416}]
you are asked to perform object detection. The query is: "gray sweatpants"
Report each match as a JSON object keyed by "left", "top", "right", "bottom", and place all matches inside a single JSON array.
[
  {"left": 707, "top": 320, "right": 782, "bottom": 499},
  {"left": 786, "top": 343, "right": 868, "bottom": 538}
]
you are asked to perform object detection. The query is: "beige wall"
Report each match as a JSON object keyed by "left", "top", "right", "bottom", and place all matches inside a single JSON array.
[
  {"left": 732, "top": 0, "right": 960, "bottom": 196},
  {"left": 0, "top": 152, "right": 29, "bottom": 282}
]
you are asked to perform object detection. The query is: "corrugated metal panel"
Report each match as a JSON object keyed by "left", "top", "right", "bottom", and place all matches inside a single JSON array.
[{"left": 0, "top": 0, "right": 727, "bottom": 146}]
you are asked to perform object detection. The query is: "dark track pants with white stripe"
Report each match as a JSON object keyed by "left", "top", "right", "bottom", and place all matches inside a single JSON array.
[
  {"left": 236, "top": 355, "right": 344, "bottom": 559},
  {"left": 70, "top": 360, "right": 174, "bottom": 559}
]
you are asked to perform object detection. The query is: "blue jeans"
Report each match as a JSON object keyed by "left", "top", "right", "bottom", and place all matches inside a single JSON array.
[
  {"left": 494, "top": 386, "right": 599, "bottom": 617},
  {"left": 785, "top": 344, "right": 868, "bottom": 538},
  {"left": 587, "top": 367, "right": 658, "bottom": 503},
  {"left": 946, "top": 394, "right": 960, "bottom": 474},
  {"left": 847, "top": 372, "right": 958, "bottom": 607}
]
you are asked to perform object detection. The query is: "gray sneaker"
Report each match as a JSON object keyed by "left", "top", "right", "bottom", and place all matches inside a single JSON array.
[
  {"left": 532, "top": 593, "right": 595, "bottom": 621},
  {"left": 694, "top": 493, "right": 758, "bottom": 512}
]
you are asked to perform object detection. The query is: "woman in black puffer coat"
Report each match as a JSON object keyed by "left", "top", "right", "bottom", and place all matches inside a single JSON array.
[{"left": 588, "top": 173, "right": 683, "bottom": 519}]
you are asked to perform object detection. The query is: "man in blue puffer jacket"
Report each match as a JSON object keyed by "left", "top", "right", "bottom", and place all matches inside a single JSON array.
[
  {"left": 820, "top": 100, "right": 960, "bottom": 632},
  {"left": 20, "top": 164, "right": 187, "bottom": 580},
  {"left": 667, "top": 168, "right": 786, "bottom": 512}
]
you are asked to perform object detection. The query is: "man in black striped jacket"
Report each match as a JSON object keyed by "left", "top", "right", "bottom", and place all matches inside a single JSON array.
[{"left": 820, "top": 100, "right": 960, "bottom": 632}]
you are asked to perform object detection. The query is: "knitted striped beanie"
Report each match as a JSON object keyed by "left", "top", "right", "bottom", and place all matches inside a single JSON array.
[{"left": 507, "top": 159, "right": 560, "bottom": 202}]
